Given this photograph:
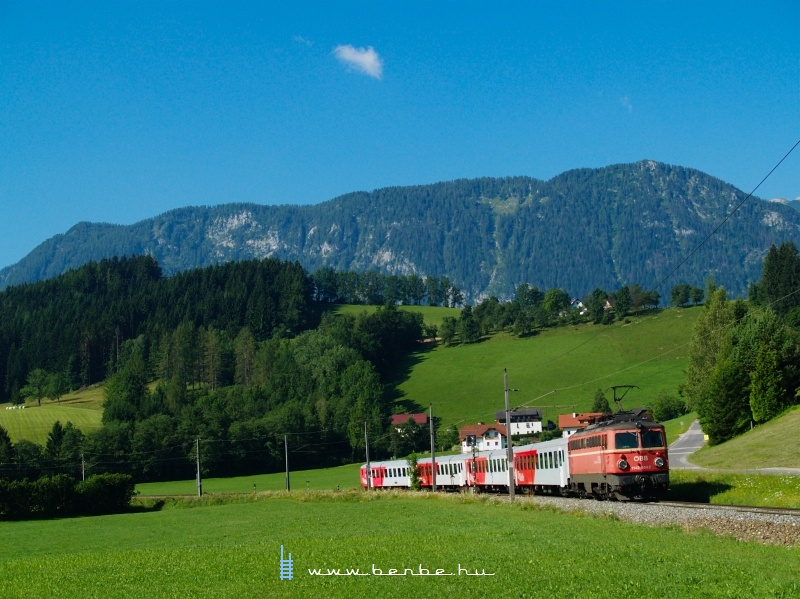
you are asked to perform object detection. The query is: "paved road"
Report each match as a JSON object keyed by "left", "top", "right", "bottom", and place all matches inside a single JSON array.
[{"left": 668, "top": 420, "right": 706, "bottom": 469}]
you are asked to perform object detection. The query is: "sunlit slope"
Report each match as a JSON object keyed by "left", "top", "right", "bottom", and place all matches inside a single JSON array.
[
  {"left": 0, "top": 387, "right": 104, "bottom": 444},
  {"left": 690, "top": 406, "right": 800, "bottom": 469},
  {"left": 395, "top": 307, "right": 700, "bottom": 428}
]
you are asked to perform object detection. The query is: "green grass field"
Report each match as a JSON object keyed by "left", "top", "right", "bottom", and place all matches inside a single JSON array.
[
  {"left": 669, "top": 469, "right": 800, "bottom": 508},
  {"left": 0, "top": 492, "right": 796, "bottom": 598},
  {"left": 324, "top": 303, "right": 461, "bottom": 328},
  {"left": 136, "top": 463, "right": 363, "bottom": 496},
  {"left": 0, "top": 385, "right": 104, "bottom": 444},
  {"left": 395, "top": 307, "right": 700, "bottom": 428}
]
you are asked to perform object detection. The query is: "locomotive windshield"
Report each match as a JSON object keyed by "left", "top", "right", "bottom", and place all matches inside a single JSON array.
[
  {"left": 641, "top": 430, "right": 665, "bottom": 448},
  {"left": 615, "top": 432, "right": 638, "bottom": 449},
  {"left": 615, "top": 430, "right": 665, "bottom": 449}
]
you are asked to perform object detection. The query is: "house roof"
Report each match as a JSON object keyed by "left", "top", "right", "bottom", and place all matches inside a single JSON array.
[
  {"left": 557, "top": 412, "right": 606, "bottom": 430},
  {"left": 391, "top": 413, "right": 428, "bottom": 426},
  {"left": 495, "top": 408, "right": 542, "bottom": 422},
  {"left": 459, "top": 423, "right": 507, "bottom": 441}
]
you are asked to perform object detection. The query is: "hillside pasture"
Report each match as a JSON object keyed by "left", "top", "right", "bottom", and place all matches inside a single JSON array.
[
  {"left": 394, "top": 307, "right": 700, "bottom": 428},
  {"left": 0, "top": 492, "right": 796, "bottom": 598},
  {"left": 324, "top": 303, "right": 461, "bottom": 328},
  {"left": 0, "top": 386, "right": 104, "bottom": 444}
]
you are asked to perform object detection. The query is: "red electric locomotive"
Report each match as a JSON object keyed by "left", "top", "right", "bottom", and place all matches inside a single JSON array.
[{"left": 567, "top": 408, "right": 669, "bottom": 500}]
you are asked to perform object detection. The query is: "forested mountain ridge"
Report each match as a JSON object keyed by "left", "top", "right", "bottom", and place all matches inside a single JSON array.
[{"left": 3, "top": 161, "right": 799, "bottom": 299}]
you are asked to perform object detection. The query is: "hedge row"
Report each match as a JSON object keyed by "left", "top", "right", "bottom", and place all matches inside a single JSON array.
[{"left": 0, "top": 473, "right": 135, "bottom": 519}]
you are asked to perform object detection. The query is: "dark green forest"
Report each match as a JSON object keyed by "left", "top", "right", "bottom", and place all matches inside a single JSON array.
[{"left": 0, "top": 256, "right": 425, "bottom": 482}]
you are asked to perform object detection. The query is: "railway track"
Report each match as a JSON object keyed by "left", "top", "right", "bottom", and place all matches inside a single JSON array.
[{"left": 658, "top": 500, "right": 800, "bottom": 518}]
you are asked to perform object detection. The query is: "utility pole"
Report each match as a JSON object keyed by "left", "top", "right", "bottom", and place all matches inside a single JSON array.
[
  {"left": 195, "top": 438, "right": 202, "bottom": 497},
  {"left": 429, "top": 404, "right": 436, "bottom": 493},
  {"left": 504, "top": 369, "right": 515, "bottom": 502},
  {"left": 364, "top": 421, "right": 371, "bottom": 490},
  {"left": 284, "top": 435, "right": 290, "bottom": 492},
  {"left": 81, "top": 452, "right": 85, "bottom": 481}
]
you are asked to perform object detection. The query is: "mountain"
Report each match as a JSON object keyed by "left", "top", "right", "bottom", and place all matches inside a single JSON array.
[{"left": 2, "top": 161, "right": 799, "bottom": 300}]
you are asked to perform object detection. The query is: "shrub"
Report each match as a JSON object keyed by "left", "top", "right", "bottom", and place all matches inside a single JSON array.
[
  {"left": 32, "top": 474, "right": 77, "bottom": 516},
  {"left": 650, "top": 392, "right": 688, "bottom": 422},
  {"left": 76, "top": 473, "right": 136, "bottom": 515}
]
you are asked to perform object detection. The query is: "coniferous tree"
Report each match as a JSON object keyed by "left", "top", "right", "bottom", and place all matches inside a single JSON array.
[
  {"left": 749, "top": 345, "right": 784, "bottom": 423},
  {"left": 591, "top": 389, "right": 611, "bottom": 413}
]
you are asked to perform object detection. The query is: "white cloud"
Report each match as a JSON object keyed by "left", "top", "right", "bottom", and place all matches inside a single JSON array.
[
  {"left": 333, "top": 44, "right": 383, "bottom": 79},
  {"left": 293, "top": 35, "right": 313, "bottom": 47},
  {"left": 620, "top": 95, "right": 633, "bottom": 113}
]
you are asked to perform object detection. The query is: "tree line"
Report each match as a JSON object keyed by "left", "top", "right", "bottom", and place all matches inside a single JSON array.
[
  {"left": 0, "top": 255, "right": 313, "bottom": 404},
  {"left": 685, "top": 242, "right": 800, "bottom": 444}
]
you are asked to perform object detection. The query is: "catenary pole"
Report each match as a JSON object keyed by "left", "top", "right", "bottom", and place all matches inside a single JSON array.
[
  {"left": 505, "top": 369, "right": 515, "bottom": 502},
  {"left": 430, "top": 404, "right": 436, "bottom": 493},
  {"left": 364, "top": 421, "right": 371, "bottom": 490},
  {"left": 284, "top": 435, "right": 290, "bottom": 491},
  {"left": 196, "top": 438, "right": 202, "bottom": 497}
]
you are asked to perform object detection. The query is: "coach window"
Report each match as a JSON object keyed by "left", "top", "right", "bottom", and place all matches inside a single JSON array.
[{"left": 615, "top": 432, "right": 639, "bottom": 449}]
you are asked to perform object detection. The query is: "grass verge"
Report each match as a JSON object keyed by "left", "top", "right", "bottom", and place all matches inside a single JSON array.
[
  {"left": 0, "top": 492, "right": 796, "bottom": 598},
  {"left": 669, "top": 469, "right": 800, "bottom": 508}
]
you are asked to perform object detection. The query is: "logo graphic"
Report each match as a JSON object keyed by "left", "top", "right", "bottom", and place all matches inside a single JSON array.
[{"left": 279, "top": 545, "right": 294, "bottom": 581}]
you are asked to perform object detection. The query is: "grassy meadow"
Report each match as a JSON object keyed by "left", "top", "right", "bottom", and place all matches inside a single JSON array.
[
  {"left": 324, "top": 303, "right": 461, "bottom": 329},
  {"left": 136, "top": 463, "right": 363, "bottom": 495},
  {"left": 0, "top": 385, "right": 104, "bottom": 444},
  {"left": 0, "top": 492, "right": 797, "bottom": 599},
  {"left": 394, "top": 307, "right": 700, "bottom": 428}
]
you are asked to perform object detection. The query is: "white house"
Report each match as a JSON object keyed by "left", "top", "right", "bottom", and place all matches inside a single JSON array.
[
  {"left": 495, "top": 408, "right": 543, "bottom": 436},
  {"left": 459, "top": 423, "right": 508, "bottom": 453}
]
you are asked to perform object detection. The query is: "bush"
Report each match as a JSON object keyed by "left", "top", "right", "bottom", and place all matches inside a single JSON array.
[
  {"left": 32, "top": 474, "right": 77, "bottom": 516},
  {"left": 650, "top": 392, "right": 688, "bottom": 422},
  {"left": 76, "top": 473, "right": 136, "bottom": 515},
  {"left": 0, "top": 478, "right": 34, "bottom": 518},
  {"left": 0, "top": 475, "right": 77, "bottom": 519},
  {"left": 0, "top": 473, "right": 135, "bottom": 520}
]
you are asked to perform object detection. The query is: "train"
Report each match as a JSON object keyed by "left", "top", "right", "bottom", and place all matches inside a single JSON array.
[{"left": 361, "top": 409, "right": 669, "bottom": 501}]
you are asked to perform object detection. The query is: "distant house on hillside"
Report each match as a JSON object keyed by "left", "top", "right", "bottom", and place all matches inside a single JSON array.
[
  {"left": 570, "top": 298, "right": 588, "bottom": 315},
  {"left": 495, "top": 408, "right": 543, "bottom": 436},
  {"left": 391, "top": 413, "right": 428, "bottom": 431},
  {"left": 459, "top": 423, "right": 507, "bottom": 453},
  {"left": 557, "top": 412, "right": 606, "bottom": 438}
]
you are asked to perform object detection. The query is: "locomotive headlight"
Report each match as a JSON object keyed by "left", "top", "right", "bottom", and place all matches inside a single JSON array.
[
  {"left": 655, "top": 457, "right": 665, "bottom": 468},
  {"left": 618, "top": 459, "right": 629, "bottom": 470}
]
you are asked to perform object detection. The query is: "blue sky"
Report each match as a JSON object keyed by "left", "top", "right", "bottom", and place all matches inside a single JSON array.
[{"left": 1, "top": 1, "right": 798, "bottom": 270}]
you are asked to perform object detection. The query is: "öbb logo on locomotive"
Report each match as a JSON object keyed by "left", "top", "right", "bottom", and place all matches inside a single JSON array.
[{"left": 361, "top": 409, "right": 668, "bottom": 501}]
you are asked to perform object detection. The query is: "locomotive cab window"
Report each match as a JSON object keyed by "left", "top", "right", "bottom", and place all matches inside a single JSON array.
[
  {"left": 641, "top": 430, "right": 665, "bottom": 448},
  {"left": 615, "top": 432, "right": 639, "bottom": 449}
]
